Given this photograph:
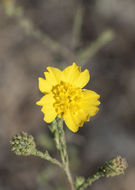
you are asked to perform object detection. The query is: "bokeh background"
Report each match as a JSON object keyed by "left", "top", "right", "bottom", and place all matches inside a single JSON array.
[{"left": 0, "top": 0, "right": 135, "bottom": 190}]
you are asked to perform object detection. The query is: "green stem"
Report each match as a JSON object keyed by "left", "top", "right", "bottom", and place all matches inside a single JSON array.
[
  {"left": 57, "top": 118, "right": 68, "bottom": 163},
  {"left": 78, "top": 29, "right": 115, "bottom": 66},
  {"left": 78, "top": 172, "right": 101, "bottom": 190},
  {"left": 32, "top": 150, "right": 62, "bottom": 168},
  {"left": 2, "top": 0, "right": 74, "bottom": 60},
  {"left": 64, "top": 162, "right": 75, "bottom": 190},
  {"left": 56, "top": 118, "right": 75, "bottom": 190},
  {"left": 73, "top": 3, "right": 84, "bottom": 49}
]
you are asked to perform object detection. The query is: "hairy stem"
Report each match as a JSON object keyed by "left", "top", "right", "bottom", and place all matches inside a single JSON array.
[
  {"left": 56, "top": 118, "right": 75, "bottom": 190},
  {"left": 32, "top": 150, "right": 62, "bottom": 168},
  {"left": 78, "top": 172, "right": 101, "bottom": 190},
  {"left": 64, "top": 162, "right": 75, "bottom": 190}
]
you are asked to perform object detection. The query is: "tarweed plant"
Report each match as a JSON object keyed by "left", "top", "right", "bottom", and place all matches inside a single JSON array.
[
  {"left": 5, "top": 1, "right": 127, "bottom": 189},
  {"left": 11, "top": 63, "right": 128, "bottom": 190}
]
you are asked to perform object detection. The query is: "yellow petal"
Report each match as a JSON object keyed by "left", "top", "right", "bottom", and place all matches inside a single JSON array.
[
  {"left": 63, "top": 110, "right": 79, "bottom": 132},
  {"left": 62, "top": 62, "right": 90, "bottom": 88},
  {"left": 79, "top": 90, "right": 100, "bottom": 116},
  {"left": 62, "top": 62, "right": 81, "bottom": 84},
  {"left": 38, "top": 77, "right": 52, "bottom": 93},
  {"left": 44, "top": 67, "right": 62, "bottom": 86},
  {"left": 88, "top": 107, "right": 99, "bottom": 116},
  {"left": 81, "top": 90, "right": 100, "bottom": 101},
  {"left": 72, "top": 109, "right": 88, "bottom": 127},
  {"left": 37, "top": 93, "right": 57, "bottom": 123},
  {"left": 36, "top": 95, "right": 47, "bottom": 106},
  {"left": 73, "top": 69, "right": 90, "bottom": 88}
]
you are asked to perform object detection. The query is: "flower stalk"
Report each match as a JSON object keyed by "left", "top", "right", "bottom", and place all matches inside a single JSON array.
[
  {"left": 50, "top": 118, "right": 75, "bottom": 190},
  {"left": 77, "top": 172, "right": 101, "bottom": 190},
  {"left": 76, "top": 156, "right": 128, "bottom": 190},
  {"left": 32, "top": 150, "right": 62, "bottom": 168},
  {"left": 10, "top": 132, "right": 62, "bottom": 168}
]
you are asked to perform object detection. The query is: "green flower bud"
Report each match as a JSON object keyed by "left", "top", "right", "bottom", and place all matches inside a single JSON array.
[
  {"left": 49, "top": 119, "right": 57, "bottom": 133},
  {"left": 10, "top": 132, "right": 36, "bottom": 156},
  {"left": 75, "top": 176, "right": 85, "bottom": 189},
  {"left": 99, "top": 156, "right": 128, "bottom": 177}
]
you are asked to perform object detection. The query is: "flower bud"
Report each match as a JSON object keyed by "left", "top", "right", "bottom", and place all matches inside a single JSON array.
[
  {"left": 10, "top": 132, "right": 36, "bottom": 156},
  {"left": 99, "top": 156, "right": 128, "bottom": 177},
  {"left": 75, "top": 176, "right": 85, "bottom": 189}
]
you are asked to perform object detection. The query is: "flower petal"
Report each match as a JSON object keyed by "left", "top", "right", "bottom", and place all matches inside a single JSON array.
[
  {"left": 81, "top": 90, "right": 100, "bottom": 103},
  {"left": 63, "top": 110, "right": 79, "bottom": 132},
  {"left": 72, "top": 109, "right": 88, "bottom": 127},
  {"left": 36, "top": 95, "right": 47, "bottom": 106},
  {"left": 62, "top": 62, "right": 90, "bottom": 88},
  {"left": 73, "top": 69, "right": 90, "bottom": 88},
  {"left": 38, "top": 77, "right": 52, "bottom": 93},
  {"left": 79, "top": 90, "right": 100, "bottom": 116},
  {"left": 62, "top": 62, "right": 81, "bottom": 84},
  {"left": 45, "top": 67, "right": 62, "bottom": 86},
  {"left": 36, "top": 93, "right": 57, "bottom": 123}
]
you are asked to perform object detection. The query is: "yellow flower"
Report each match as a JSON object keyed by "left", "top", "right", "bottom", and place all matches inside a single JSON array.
[{"left": 36, "top": 63, "right": 100, "bottom": 132}]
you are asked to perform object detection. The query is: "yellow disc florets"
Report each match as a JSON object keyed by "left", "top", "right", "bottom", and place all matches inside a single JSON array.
[{"left": 52, "top": 81, "right": 82, "bottom": 117}]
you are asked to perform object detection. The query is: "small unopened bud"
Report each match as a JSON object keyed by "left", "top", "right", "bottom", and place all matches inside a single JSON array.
[
  {"left": 10, "top": 132, "right": 36, "bottom": 156},
  {"left": 99, "top": 156, "right": 128, "bottom": 177},
  {"left": 75, "top": 176, "right": 85, "bottom": 189}
]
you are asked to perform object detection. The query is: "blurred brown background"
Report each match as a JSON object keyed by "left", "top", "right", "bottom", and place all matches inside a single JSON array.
[{"left": 0, "top": 0, "right": 135, "bottom": 190}]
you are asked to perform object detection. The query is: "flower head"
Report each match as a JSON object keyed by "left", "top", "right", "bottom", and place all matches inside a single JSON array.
[
  {"left": 11, "top": 132, "right": 36, "bottom": 156},
  {"left": 37, "top": 63, "right": 100, "bottom": 132},
  {"left": 99, "top": 156, "right": 128, "bottom": 177}
]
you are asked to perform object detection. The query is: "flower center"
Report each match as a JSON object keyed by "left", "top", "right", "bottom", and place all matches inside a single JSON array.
[{"left": 52, "top": 81, "right": 82, "bottom": 117}]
